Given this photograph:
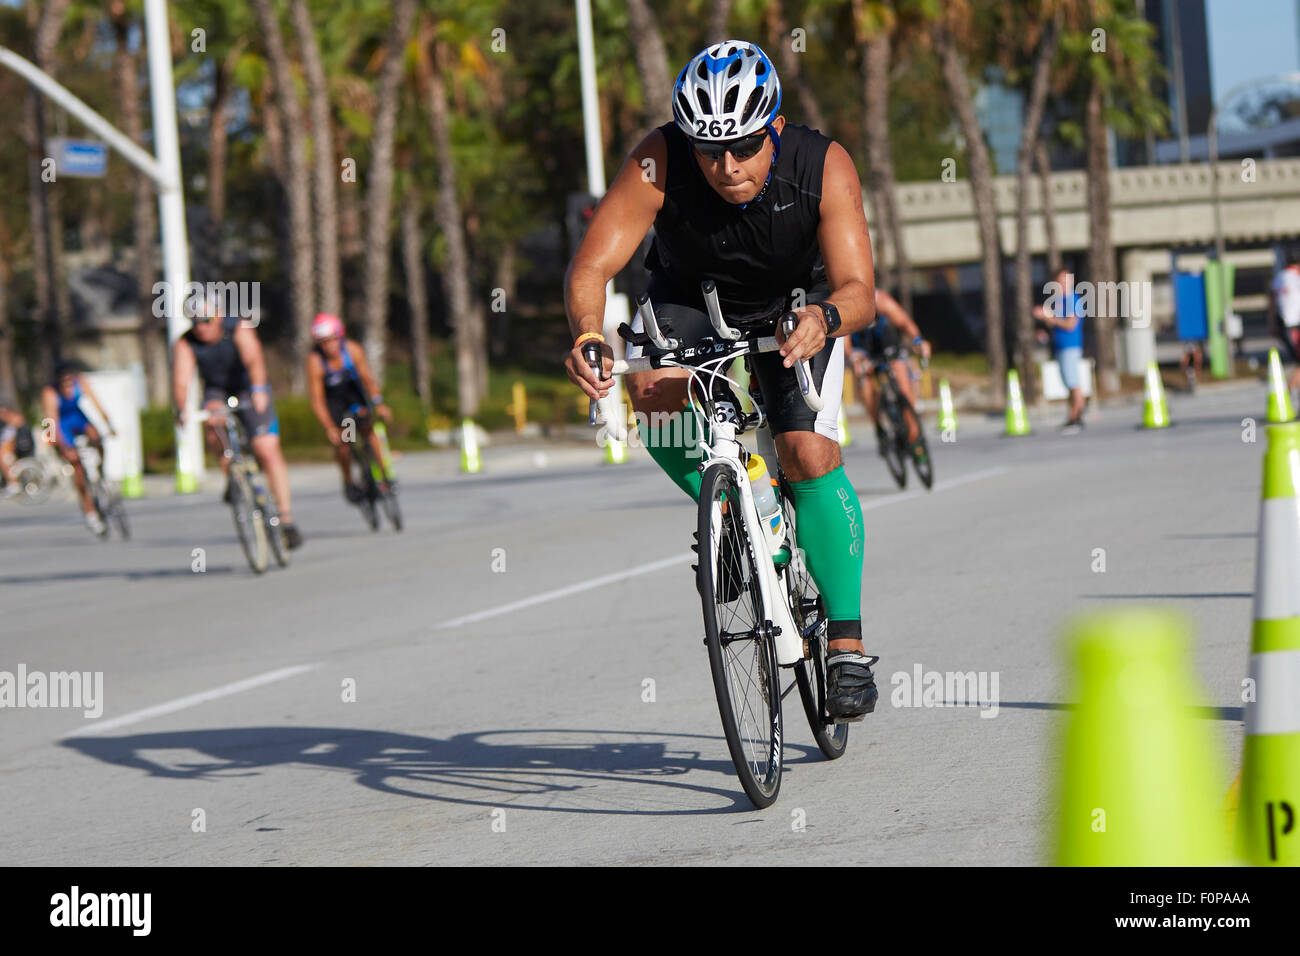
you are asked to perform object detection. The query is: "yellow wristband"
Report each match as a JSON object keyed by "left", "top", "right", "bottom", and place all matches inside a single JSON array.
[{"left": 574, "top": 332, "right": 605, "bottom": 349}]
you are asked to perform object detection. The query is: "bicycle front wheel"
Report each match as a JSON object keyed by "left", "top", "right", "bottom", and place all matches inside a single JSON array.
[
  {"left": 902, "top": 398, "right": 934, "bottom": 489},
  {"left": 698, "top": 465, "right": 783, "bottom": 809},
  {"left": 12, "top": 459, "right": 52, "bottom": 504},
  {"left": 260, "top": 486, "right": 290, "bottom": 568},
  {"left": 879, "top": 400, "right": 908, "bottom": 489},
  {"left": 229, "top": 469, "right": 268, "bottom": 573},
  {"left": 380, "top": 482, "right": 402, "bottom": 531}
]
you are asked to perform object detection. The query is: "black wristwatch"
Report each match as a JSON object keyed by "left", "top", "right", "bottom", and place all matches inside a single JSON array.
[{"left": 812, "top": 300, "right": 842, "bottom": 336}]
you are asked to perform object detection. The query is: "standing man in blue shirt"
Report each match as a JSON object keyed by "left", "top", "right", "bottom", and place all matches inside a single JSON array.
[{"left": 1034, "top": 268, "right": 1087, "bottom": 432}]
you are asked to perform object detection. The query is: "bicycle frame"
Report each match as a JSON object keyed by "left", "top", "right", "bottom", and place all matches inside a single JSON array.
[{"left": 603, "top": 287, "right": 821, "bottom": 669}]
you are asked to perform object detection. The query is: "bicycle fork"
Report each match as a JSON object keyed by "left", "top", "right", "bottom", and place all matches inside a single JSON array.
[{"left": 704, "top": 457, "right": 804, "bottom": 667}]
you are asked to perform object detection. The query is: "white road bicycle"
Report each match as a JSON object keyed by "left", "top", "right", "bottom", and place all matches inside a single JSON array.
[{"left": 589, "top": 281, "right": 850, "bottom": 809}]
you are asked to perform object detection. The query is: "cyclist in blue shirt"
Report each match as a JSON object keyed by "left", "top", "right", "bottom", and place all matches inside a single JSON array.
[
  {"left": 40, "top": 361, "right": 115, "bottom": 533},
  {"left": 1034, "top": 268, "right": 1087, "bottom": 432},
  {"left": 305, "top": 313, "right": 392, "bottom": 504}
]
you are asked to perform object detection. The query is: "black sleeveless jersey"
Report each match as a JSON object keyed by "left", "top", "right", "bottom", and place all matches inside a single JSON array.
[
  {"left": 644, "top": 122, "right": 831, "bottom": 326},
  {"left": 184, "top": 315, "right": 251, "bottom": 396}
]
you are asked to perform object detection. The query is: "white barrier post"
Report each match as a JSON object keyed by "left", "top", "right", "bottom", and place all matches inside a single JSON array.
[{"left": 82, "top": 370, "right": 144, "bottom": 498}]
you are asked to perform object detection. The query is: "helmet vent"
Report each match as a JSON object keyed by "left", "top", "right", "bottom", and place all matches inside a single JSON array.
[
  {"left": 676, "top": 91, "right": 695, "bottom": 123},
  {"left": 723, "top": 86, "right": 739, "bottom": 113},
  {"left": 727, "top": 59, "right": 741, "bottom": 78},
  {"left": 696, "top": 89, "right": 712, "bottom": 115},
  {"left": 696, "top": 61, "right": 708, "bottom": 80},
  {"left": 756, "top": 60, "right": 766, "bottom": 76},
  {"left": 740, "top": 89, "right": 763, "bottom": 125}
]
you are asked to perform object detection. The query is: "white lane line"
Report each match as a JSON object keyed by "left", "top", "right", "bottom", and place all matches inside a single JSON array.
[
  {"left": 61, "top": 663, "right": 320, "bottom": 739},
  {"left": 859, "top": 465, "right": 1007, "bottom": 512},
  {"left": 438, "top": 554, "right": 691, "bottom": 629},
  {"left": 442, "top": 465, "right": 1009, "bottom": 631}
]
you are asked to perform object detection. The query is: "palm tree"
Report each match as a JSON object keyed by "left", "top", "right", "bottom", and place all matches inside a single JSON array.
[
  {"left": 290, "top": 0, "right": 343, "bottom": 318},
  {"left": 1056, "top": 1, "right": 1166, "bottom": 394},
  {"left": 625, "top": 0, "right": 671, "bottom": 131},
  {"left": 23, "top": 0, "right": 75, "bottom": 371},
  {"left": 1035, "top": 140, "right": 1061, "bottom": 275},
  {"left": 932, "top": 4, "right": 1006, "bottom": 401},
  {"left": 251, "top": 0, "right": 315, "bottom": 392},
  {"left": 399, "top": 176, "right": 431, "bottom": 408},
  {"left": 764, "top": 0, "right": 829, "bottom": 134},
  {"left": 360, "top": 0, "right": 416, "bottom": 384},
  {"left": 851, "top": 1, "right": 902, "bottom": 301},
  {"left": 708, "top": 0, "right": 734, "bottom": 42},
  {"left": 110, "top": 0, "right": 166, "bottom": 405},
  {"left": 418, "top": 22, "right": 481, "bottom": 419},
  {"left": 1010, "top": 11, "right": 1061, "bottom": 403}
]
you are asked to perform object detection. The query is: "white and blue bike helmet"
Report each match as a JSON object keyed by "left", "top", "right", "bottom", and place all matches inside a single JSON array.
[{"left": 672, "top": 40, "right": 782, "bottom": 142}]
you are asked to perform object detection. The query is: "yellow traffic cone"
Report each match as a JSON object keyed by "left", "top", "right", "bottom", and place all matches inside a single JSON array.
[
  {"left": 1055, "top": 609, "right": 1228, "bottom": 865},
  {"left": 1236, "top": 421, "right": 1300, "bottom": 865},
  {"left": 459, "top": 418, "right": 481, "bottom": 474},
  {"left": 1266, "top": 348, "right": 1295, "bottom": 423},
  {"left": 937, "top": 379, "right": 957, "bottom": 437},
  {"left": 1142, "top": 361, "right": 1170, "bottom": 428},
  {"left": 604, "top": 432, "right": 627, "bottom": 464},
  {"left": 1004, "top": 370, "right": 1030, "bottom": 436}
]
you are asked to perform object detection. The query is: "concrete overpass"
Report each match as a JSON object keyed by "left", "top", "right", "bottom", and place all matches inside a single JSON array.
[
  {"left": 878, "top": 158, "right": 1300, "bottom": 374},
  {"left": 886, "top": 157, "right": 1300, "bottom": 265}
]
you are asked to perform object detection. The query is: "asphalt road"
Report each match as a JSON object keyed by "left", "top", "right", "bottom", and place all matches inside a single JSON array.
[{"left": 0, "top": 384, "right": 1262, "bottom": 865}]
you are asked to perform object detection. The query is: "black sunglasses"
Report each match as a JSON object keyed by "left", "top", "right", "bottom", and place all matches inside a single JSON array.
[{"left": 691, "top": 131, "right": 768, "bottom": 162}]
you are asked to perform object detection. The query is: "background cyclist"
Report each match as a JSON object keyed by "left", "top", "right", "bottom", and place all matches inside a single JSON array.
[
  {"left": 847, "top": 286, "right": 930, "bottom": 453},
  {"left": 172, "top": 297, "right": 302, "bottom": 549},
  {"left": 305, "top": 312, "right": 392, "bottom": 505},
  {"left": 40, "top": 361, "right": 115, "bottom": 533},
  {"left": 563, "top": 40, "right": 881, "bottom": 721}
]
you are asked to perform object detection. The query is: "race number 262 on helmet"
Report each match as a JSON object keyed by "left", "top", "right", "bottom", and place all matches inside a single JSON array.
[{"left": 672, "top": 40, "right": 782, "bottom": 142}]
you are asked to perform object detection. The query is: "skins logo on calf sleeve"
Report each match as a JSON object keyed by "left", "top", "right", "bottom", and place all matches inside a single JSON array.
[{"left": 836, "top": 486, "right": 862, "bottom": 556}]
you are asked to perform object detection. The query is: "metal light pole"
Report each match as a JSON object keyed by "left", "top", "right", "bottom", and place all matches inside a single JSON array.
[
  {"left": 574, "top": 0, "right": 628, "bottom": 460},
  {"left": 0, "top": 1, "right": 200, "bottom": 490},
  {"left": 143, "top": 0, "right": 201, "bottom": 491}
]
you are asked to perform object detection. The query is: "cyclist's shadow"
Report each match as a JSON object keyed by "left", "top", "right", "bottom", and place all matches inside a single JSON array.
[{"left": 61, "top": 726, "right": 820, "bottom": 814}]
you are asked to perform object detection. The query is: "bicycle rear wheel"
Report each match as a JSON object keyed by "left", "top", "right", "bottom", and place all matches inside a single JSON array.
[
  {"left": 91, "top": 484, "right": 110, "bottom": 538},
  {"left": 698, "top": 465, "right": 783, "bottom": 809},
  {"left": 106, "top": 485, "right": 130, "bottom": 539},
  {"left": 229, "top": 468, "right": 268, "bottom": 573},
  {"left": 779, "top": 479, "right": 849, "bottom": 760}
]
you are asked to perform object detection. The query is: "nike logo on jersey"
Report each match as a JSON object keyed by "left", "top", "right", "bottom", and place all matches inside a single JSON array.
[{"left": 774, "top": 201, "right": 796, "bottom": 212}]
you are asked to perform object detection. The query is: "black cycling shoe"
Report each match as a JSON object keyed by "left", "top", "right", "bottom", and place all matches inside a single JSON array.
[
  {"left": 222, "top": 481, "right": 234, "bottom": 505},
  {"left": 826, "top": 649, "right": 879, "bottom": 722},
  {"left": 282, "top": 523, "right": 303, "bottom": 550},
  {"left": 344, "top": 482, "right": 364, "bottom": 503},
  {"left": 875, "top": 424, "right": 888, "bottom": 457}
]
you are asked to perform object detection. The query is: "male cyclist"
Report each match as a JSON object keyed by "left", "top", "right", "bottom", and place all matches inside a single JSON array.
[
  {"left": 304, "top": 313, "right": 392, "bottom": 504},
  {"left": 41, "top": 362, "right": 114, "bottom": 533},
  {"left": 847, "top": 287, "right": 930, "bottom": 452},
  {"left": 564, "top": 40, "right": 879, "bottom": 720},
  {"left": 172, "top": 298, "right": 302, "bottom": 548}
]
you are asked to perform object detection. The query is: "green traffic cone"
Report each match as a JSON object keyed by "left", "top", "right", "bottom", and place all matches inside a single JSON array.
[{"left": 1055, "top": 609, "right": 1228, "bottom": 865}]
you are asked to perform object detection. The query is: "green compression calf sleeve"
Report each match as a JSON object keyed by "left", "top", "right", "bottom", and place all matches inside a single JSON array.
[
  {"left": 789, "top": 466, "right": 864, "bottom": 622},
  {"left": 640, "top": 423, "right": 703, "bottom": 501}
]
